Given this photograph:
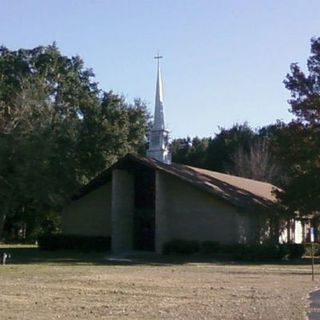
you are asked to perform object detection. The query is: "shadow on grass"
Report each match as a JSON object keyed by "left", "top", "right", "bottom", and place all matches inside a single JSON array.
[
  {"left": 0, "top": 245, "right": 318, "bottom": 270},
  {"left": 0, "top": 245, "right": 204, "bottom": 266},
  {"left": 0, "top": 246, "right": 108, "bottom": 265}
]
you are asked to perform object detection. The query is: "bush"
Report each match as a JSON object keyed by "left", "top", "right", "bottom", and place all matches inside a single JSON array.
[
  {"left": 220, "top": 244, "right": 244, "bottom": 255},
  {"left": 304, "top": 243, "right": 320, "bottom": 256},
  {"left": 256, "top": 244, "right": 286, "bottom": 261},
  {"left": 243, "top": 244, "right": 287, "bottom": 261},
  {"left": 38, "top": 234, "right": 111, "bottom": 252},
  {"left": 162, "top": 239, "right": 305, "bottom": 261},
  {"left": 222, "top": 243, "right": 305, "bottom": 261},
  {"left": 231, "top": 244, "right": 286, "bottom": 261},
  {"left": 286, "top": 244, "right": 305, "bottom": 259},
  {"left": 200, "top": 241, "right": 221, "bottom": 254},
  {"left": 163, "top": 239, "right": 199, "bottom": 255}
]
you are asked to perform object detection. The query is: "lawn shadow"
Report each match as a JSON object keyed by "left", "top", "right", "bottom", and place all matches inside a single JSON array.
[
  {"left": 0, "top": 246, "right": 203, "bottom": 266},
  {"left": 0, "top": 246, "right": 108, "bottom": 265},
  {"left": 1, "top": 245, "right": 319, "bottom": 271}
]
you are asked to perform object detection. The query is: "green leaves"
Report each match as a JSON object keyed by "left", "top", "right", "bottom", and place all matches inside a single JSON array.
[
  {"left": 285, "top": 38, "right": 320, "bottom": 125},
  {"left": 279, "top": 37, "right": 320, "bottom": 214},
  {"left": 0, "top": 44, "right": 149, "bottom": 240}
]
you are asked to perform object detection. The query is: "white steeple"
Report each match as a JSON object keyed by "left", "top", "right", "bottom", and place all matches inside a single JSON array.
[
  {"left": 153, "top": 59, "right": 165, "bottom": 130},
  {"left": 147, "top": 55, "right": 171, "bottom": 164}
]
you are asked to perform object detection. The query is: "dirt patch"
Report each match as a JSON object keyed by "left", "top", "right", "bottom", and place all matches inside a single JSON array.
[{"left": 0, "top": 262, "right": 318, "bottom": 319}]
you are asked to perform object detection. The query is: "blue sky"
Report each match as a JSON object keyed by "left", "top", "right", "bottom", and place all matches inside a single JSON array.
[{"left": 1, "top": 0, "right": 319, "bottom": 138}]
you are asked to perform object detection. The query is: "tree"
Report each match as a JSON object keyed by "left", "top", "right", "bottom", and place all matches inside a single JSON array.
[
  {"left": 205, "top": 123, "right": 256, "bottom": 172},
  {"left": 171, "top": 137, "right": 192, "bottom": 164},
  {"left": 171, "top": 122, "right": 285, "bottom": 185},
  {"left": 277, "top": 37, "right": 320, "bottom": 214},
  {"left": 171, "top": 123, "right": 256, "bottom": 171},
  {"left": 171, "top": 136, "right": 209, "bottom": 168},
  {"left": 0, "top": 44, "right": 149, "bottom": 240},
  {"left": 230, "top": 138, "right": 281, "bottom": 183}
]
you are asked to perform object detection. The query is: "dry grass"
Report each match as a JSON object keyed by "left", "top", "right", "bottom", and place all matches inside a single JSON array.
[{"left": 0, "top": 246, "right": 319, "bottom": 320}]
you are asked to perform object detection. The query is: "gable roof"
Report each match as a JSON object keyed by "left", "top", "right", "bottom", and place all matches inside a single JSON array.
[{"left": 72, "top": 154, "right": 281, "bottom": 212}]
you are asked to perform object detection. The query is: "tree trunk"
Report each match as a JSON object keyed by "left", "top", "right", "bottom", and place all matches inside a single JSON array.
[
  {"left": 0, "top": 213, "right": 7, "bottom": 241},
  {"left": 270, "top": 215, "right": 280, "bottom": 244},
  {"left": 287, "top": 218, "right": 291, "bottom": 243}
]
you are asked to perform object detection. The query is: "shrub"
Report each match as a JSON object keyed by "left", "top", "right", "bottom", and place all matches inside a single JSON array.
[
  {"left": 255, "top": 244, "right": 286, "bottom": 261},
  {"left": 231, "top": 244, "right": 286, "bottom": 261},
  {"left": 38, "top": 234, "right": 111, "bottom": 252},
  {"left": 286, "top": 244, "right": 305, "bottom": 259},
  {"left": 162, "top": 239, "right": 305, "bottom": 260},
  {"left": 221, "top": 243, "right": 305, "bottom": 261},
  {"left": 163, "top": 239, "right": 199, "bottom": 255},
  {"left": 200, "top": 241, "right": 221, "bottom": 254},
  {"left": 304, "top": 243, "right": 320, "bottom": 256},
  {"left": 220, "top": 244, "right": 243, "bottom": 255}
]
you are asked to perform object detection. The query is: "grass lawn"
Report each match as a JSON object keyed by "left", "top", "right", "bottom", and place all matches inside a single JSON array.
[{"left": 0, "top": 245, "right": 319, "bottom": 320}]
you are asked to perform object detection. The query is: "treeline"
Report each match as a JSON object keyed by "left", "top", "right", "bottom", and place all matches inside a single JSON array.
[{"left": 171, "top": 122, "right": 286, "bottom": 186}]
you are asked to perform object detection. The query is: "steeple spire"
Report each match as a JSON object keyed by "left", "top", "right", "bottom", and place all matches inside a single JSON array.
[
  {"left": 147, "top": 55, "right": 171, "bottom": 164},
  {"left": 153, "top": 55, "right": 165, "bottom": 130}
]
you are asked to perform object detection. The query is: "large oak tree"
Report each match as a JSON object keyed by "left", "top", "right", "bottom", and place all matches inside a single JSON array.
[{"left": 0, "top": 44, "right": 148, "bottom": 239}]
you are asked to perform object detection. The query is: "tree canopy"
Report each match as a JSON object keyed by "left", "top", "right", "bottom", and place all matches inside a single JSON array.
[
  {"left": 171, "top": 123, "right": 283, "bottom": 185},
  {"left": 275, "top": 37, "right": 320, "bottom": 215},
  {"left": 0, "top": 44, "right": 149, "bottom": 240}
]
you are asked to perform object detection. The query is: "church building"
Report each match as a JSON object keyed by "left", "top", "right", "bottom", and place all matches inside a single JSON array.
[{"left": 62, "top": 58, "right": 284, "bottom": 254}]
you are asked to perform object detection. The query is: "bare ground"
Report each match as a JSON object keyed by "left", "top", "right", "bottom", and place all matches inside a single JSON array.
[{"left": 0, "top": 249, "right": 319, "bottom": 320}]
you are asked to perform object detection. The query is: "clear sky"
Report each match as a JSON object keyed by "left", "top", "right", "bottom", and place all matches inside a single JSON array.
[{"left": 1, "top": 0, "right": 319, "bottom": 138}]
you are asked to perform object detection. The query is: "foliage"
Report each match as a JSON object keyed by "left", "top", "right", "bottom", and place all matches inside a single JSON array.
[
  {"left": 163, "top": 239, "right": 306, "bottom": 261},
  {"left": 231, "top": 244, "right": 287, "bottom": 261},
  {"left": 0, "top": 44, "right": 149, "bottom": 240},
  {"left": 276, "top": 37, "right": 320, "bottom": 214},
  {"left": 304, "top": 243, "right": 320, "bottom": 256},
  {"left": 163, "top": 239, "right": 199, "bottom": 255},
  {"left": 171, "top": 123, "right": 255, "bottom": 171},
  {"left": 230, "top": 138, "right": 281, "bottom": 183},
  {"left": 37, "top": 234, "right": 111, "bottom": 251},
  {"left": 171, "top": 123, "right": 283, "bottom": 185},
  {"left": 200, "top": 241, "right": 221, "bottom": 254},
  {"left": 3, "top": 210, "right": 61, "bottom": 243},
  {"left": 205, "top": 123, "right": 256, "bottom": 172},
  {"left": 285, "top": 244, "right": 305, "bottom": 259},
  {"left": 171, "top": 136, "right": 209, "bottom": 168}
]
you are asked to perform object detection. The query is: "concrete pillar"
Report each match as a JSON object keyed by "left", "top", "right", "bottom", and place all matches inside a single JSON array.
[
  {"left": 155, "top": 171, "right": 169, "bottom": 254},
  {"left": 111, "top": 169, "right": 134, "bottom": 253}
]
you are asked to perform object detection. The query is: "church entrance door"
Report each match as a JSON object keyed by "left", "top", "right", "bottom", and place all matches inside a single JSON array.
[{"left": 133, "top": 169, "right": 155, "bottom": 251}]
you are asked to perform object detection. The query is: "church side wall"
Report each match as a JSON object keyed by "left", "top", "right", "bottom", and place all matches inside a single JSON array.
[
  {"left": 155, "top": 171, "right": 265, "bottom": 253},
  {"left": 62, "top": 183, "right": 112, "bottom": 237}
]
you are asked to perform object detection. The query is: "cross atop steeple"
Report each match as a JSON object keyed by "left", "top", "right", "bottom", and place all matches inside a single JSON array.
[
  {"left": 147, "top": 55, "right": 171, "bottom": 164},
  {"left": 154, "top": 53, "right": 163, "bottom": 72},
  {"left": 154, "top": 54, "right": 163, "bottom": 61}
]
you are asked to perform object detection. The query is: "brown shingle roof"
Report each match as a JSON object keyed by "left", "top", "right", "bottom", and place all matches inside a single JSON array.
[
  {"left": 183, "top": 166, "right": 278, "bottom": 203},
  {"left": 72, "top": 154, "right": 281, "bottom": 212}
]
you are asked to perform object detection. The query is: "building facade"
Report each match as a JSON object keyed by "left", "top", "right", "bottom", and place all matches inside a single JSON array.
[{"left": 62, "top": 57, "right": 284, "bottom": 253}]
